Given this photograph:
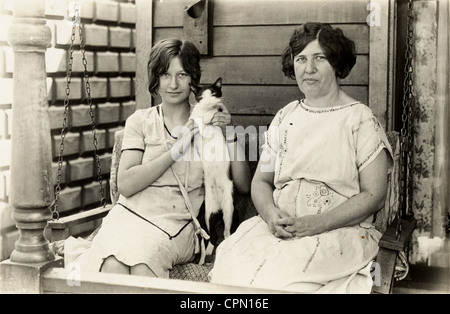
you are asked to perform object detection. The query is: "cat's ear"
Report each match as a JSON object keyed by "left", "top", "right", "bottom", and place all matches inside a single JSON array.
[{"left": 213, "top": 77, "right": 222, "bottom": 89}]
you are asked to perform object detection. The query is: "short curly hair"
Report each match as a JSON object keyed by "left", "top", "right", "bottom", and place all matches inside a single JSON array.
[
  {"left": 281, "top": 23, "right": 356, "bottom": 80},
  {"left": 147, "top": 39, "right": 202, "bottom": 96}
]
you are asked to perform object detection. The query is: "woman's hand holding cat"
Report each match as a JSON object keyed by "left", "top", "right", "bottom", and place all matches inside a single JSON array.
[{"left": 210, "top": 103, "right": 232, "bottom": 137}]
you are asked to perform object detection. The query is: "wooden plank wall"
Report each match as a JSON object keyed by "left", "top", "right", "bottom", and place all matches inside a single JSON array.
[{"left": 152, "top": 0, "right": 371, "bottom": 130}]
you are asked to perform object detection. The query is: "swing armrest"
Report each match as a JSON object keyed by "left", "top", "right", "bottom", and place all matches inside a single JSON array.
[
  {"left": 47, "top": 204, "right": 113, "bottom": 241},
  {"left": 378, "top": 216, "right": 416, "bottom": 252},
  {"left": 372, "top": 217, "right": 416, "bottom": 294}
]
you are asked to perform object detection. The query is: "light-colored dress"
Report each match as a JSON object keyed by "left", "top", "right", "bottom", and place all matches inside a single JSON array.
[
  {"left": 66, "top": 104, "right": 205, "bottom": 278},
  {"left": 209, "top": 99, "right": 394, "bottom": 293}
]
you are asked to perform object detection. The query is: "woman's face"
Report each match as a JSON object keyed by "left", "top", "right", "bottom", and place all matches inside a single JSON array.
[
  {"left": 158, "top": 56, "right": 192, "bottom": 106},
  {"left": 293, "top": 39, "right": 338, "bottom": 99}
]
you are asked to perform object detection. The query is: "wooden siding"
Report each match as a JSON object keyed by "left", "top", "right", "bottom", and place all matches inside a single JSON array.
[{"left": 152, "top": 0, "right": 378, "bottom": 129}]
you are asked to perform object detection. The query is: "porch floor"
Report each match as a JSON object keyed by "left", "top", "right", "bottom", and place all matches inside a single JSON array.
[{"left": 392, "top": 265, "right": 450, "bottom": 294}]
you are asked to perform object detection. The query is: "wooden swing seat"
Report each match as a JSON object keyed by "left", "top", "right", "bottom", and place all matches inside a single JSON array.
[{"left": 47, "top": 129, "right": 416, "bottom": 293}]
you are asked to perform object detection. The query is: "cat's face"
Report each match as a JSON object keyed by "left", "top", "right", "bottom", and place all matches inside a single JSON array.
[
  {"left": 189, "top": 77, "right": 225, "bottom": 125},
  {"left": 191, "top": 77, "right": 222, "bottom": 102}
]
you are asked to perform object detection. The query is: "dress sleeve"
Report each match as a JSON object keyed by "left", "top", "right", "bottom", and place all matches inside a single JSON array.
[
  {"left": 353, "top": 110, "right": 394, "bottom": 173},
  {"left": 258, "top": 108, "right": 284, "bottom": 173},
  {"left": 122, "top": 111, "right": 145, "bottom": 151},
  {"left": 262, "top": 105, "right": 287, "bottom": 152}
]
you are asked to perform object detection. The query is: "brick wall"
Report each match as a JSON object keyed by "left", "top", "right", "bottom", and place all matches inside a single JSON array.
[{"left": 0, "top": 0, "right": 136, "bottom": 260}]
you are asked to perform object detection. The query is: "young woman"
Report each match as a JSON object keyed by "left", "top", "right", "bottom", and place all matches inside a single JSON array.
[
  {"left": 209, "top": 23, "right": 393, "bottom": 293},
  {"left": 72, "top": 39, "right": 250, "bottom": 277}
]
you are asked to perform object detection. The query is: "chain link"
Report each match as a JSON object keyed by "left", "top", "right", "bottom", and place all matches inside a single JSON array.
[
  {"left": 51, "top": 7, "right": 106, "bottom": 220},
  {"left": 397, "top": 0, "right": 415, "bottom": 238},
  {"left": 78, "top": 16, "right": 107, "bottom": 208},
  {"left": 50, "top": 12, "right": 77, "bottom": 221}
]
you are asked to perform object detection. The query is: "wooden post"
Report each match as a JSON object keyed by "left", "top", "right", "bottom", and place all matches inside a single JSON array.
[
  {"left": 432, "top": 0, "right": 449, "bottom": 239},
  {"left": 0, "top": 0, "right": 63, "bottom": 294},
  {"left": 183, "top": 0, "right": 212, "bottom": 56},
  {"left": 368, "top": 0, "right": 393, "bottom": 130},
  {"left": 135, "top": 0, "right": 152, "bottom": 110}
]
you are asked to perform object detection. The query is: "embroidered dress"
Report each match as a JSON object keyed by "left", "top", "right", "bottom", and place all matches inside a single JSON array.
[
  {"left": 65, "top": 105, "right": 205, "bottom": 278},
  {"left": 209, "top": 99, "right": 394, "bottom": 293}
]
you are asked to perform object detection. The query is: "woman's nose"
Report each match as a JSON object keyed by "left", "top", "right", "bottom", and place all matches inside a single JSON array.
[
  {"left": 169, "top": 76, "right": 178, "bottom": 89},
  {"left": 305, "top": 59, "right": 317, "bottom": 74}
]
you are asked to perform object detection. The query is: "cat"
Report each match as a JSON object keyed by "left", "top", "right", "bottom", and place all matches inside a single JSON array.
[{"left": 189, "top": 77, "right": 234, "bottom": 247}]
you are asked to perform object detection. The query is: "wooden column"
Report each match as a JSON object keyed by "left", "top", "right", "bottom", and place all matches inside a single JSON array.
[
  {"left": 0, "top": 0, "right": 65, "bottom": 294},
  {"left": 6, "top": 0, "right": 54, "bottom": 264},
  {"left": 1, "top": 0, "right": 65, "bottom": 294}
]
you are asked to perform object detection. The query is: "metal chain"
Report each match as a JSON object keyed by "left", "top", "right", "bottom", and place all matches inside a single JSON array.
[
  {"left": 397, "top": 0, "right": 415, "bottom": 238},
  {"left": 78, "top": 17, "right": 107, "bottom": 208},
  {"left": 51, "top": 6, "right": 106, "bottom": 221},
  {"left": 51, "top": 13, "right": 77, "bottom": 221}
]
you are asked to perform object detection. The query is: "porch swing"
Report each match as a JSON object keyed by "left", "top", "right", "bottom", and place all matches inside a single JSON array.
[{"left": 47, "top": 4, "right": 417, "bottom": 293}]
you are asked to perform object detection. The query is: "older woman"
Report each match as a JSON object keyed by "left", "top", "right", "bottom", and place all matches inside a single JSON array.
[{"left": 209, "top": 23, "right": 393, "bottom": 293}]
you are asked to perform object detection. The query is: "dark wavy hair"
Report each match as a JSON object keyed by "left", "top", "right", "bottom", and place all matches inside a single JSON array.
[
  {"left": 147, "top": 39, "right": 201, "bottom": 96},
  {"left": 281, "top": 22, "right": 356, "bottom": 80}
]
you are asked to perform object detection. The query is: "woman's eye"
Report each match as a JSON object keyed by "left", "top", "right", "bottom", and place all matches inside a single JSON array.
[
  {"left": 161, "top": 73, "right": 170, "bottom": 78},
  {"left": 295, "top": 56, "right": 306, "bottom": 63},
  {"left": 178, "top": 73, "right": 189, "bottom": 78},
  {"left": 315, "top": 55, "right": 326, "bottom": 61}
]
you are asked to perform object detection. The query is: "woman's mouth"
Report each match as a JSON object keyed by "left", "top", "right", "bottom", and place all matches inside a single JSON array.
[{"left": 303, "top": 78, "right": 318, "bottom": 84}]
